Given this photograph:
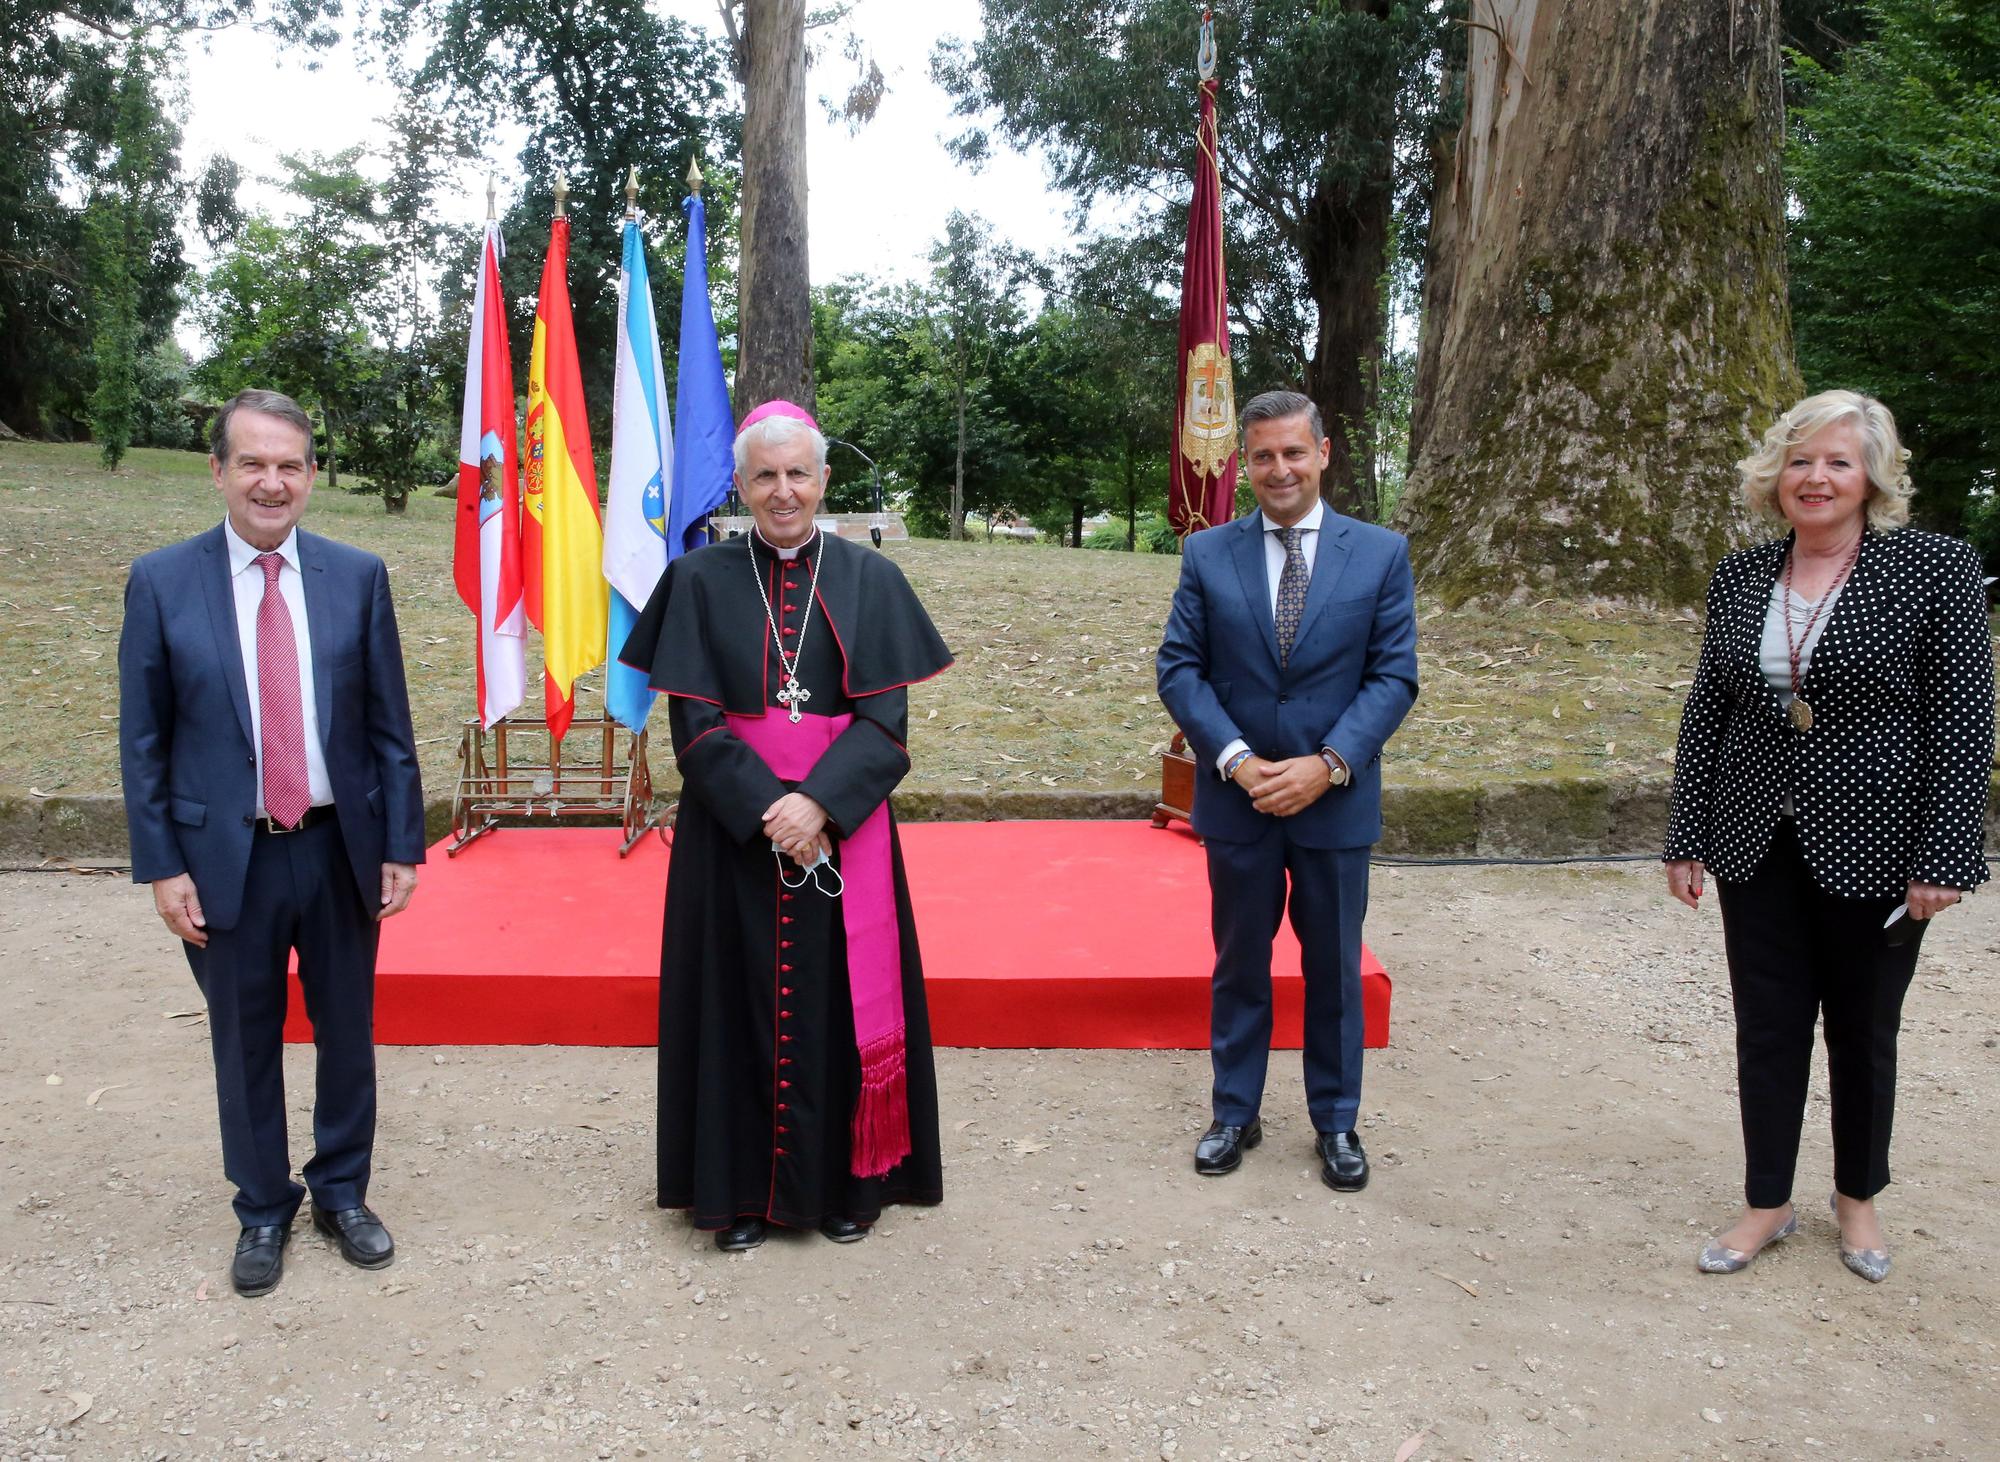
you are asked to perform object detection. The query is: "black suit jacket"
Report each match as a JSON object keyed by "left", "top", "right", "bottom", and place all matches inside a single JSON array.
[
  {"left": 119, "top": 524, "right": 427, "bottom": 930},
  {"left": 1664, "top": 528, "right": 1993, "bottom": 897}
]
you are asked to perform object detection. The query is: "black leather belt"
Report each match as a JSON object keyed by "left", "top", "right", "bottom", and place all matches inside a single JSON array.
[{"left": 262, "top": 804, "right": 336, "bottom": 835}]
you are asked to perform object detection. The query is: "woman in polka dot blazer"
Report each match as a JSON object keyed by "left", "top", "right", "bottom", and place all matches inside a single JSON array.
[{"left": 1664, "top": 389, "right": 1994, "bottom": 1283}]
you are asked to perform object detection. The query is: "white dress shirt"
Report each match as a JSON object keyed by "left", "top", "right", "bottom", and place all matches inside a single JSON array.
[
  {"left": 224, "top": 519, "right": 334, "bottom": 815},
  {"left": 1215, "top": 502, "right": 1327, "bottom": 776}
]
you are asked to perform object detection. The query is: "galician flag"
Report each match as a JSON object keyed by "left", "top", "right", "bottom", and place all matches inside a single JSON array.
[
  {"left": 603, "top": 212, "right": 673, "bottom": 732},
  {"left": 666, "top": 176, "right": 736, "bottom": 560},
  {"left": 524, "top": 211, "right": 607, "bottom": 743},
  {"left": 454, "top": 217, "right": 526, "bottom": 729}
]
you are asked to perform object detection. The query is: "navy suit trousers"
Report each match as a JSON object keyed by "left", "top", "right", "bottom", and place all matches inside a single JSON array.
[
  {"left": 1204, "top": 826, "right": 1369, "bottom": 1133},
  {"left": 184, "top": 819, "right": 379, "bottom": 1228}
]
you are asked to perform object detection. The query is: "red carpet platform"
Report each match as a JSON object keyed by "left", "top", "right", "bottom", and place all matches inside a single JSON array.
[{"left": 285, "top": 823, "right": 1389, "bottom": 1049}]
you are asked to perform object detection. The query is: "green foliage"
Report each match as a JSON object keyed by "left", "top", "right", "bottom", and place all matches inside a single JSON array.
[
  {"left": 341, "top": 105, "right": 474, "bottom": 509},
  {"left": 130, "top": 338, "right": 199, "bottom": 450},
  {"left": 0, "top": 3, "right": 337, "bottom": 437},
  {"left": 933, "top": 0, "right": 1451, "bottom": 510},
  {"left": 85, "top": 45, "right": 175, "bottom": 468},
  {"left": 1788, "top": 0, "right": 2000, "bottom": 563},
  {"left": 378, "top": 0, "right": 742, "bottom": 443},
  {"left": 194, "top": 150, "right": 383, "bottom": 481},
  {"left": 815, "top": 211, "right": 1181, "bottom": 547}
]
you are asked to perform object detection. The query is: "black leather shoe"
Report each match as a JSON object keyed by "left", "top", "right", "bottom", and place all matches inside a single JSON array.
[
  {"left": 1194, "top": 1119, "right": 1262, "bottom": 1176},
  {"left": 231, "top": 1223, "right": 291, "bottom": 1297},
  {"left": 1316, "top": 1129, "right": 1369, "bottom": 1192},
  {"left": 715, "top": 1216, "right": 766, "bottom": 1251},
  {"left": 819, "top": 1215, "right": 870, "bottom": 1244},
  {"left": 312, "top": 1205, "right": 395, "bottom": 1269}
]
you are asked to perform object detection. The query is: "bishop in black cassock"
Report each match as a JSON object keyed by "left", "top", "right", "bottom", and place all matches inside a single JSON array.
[{"left": 621, "top": 401, "right": 952, "bottom": 1251}]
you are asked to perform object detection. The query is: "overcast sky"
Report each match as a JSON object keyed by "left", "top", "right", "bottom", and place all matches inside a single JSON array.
[{"left": 175, "top": 0, "right": 1136, "bottom": 292}]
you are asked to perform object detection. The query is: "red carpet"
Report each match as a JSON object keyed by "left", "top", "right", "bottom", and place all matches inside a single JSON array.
[{"left": 285, "top": 823, "right": 1389, "bottom": 1049}]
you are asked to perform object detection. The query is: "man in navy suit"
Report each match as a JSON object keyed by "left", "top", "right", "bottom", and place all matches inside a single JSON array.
[
  {"left": 119, "top": 389, "right": 426, "bottom": 1295},
  {"left": 1158, "top": 390, "right": 1418, "bottom": 1191}
]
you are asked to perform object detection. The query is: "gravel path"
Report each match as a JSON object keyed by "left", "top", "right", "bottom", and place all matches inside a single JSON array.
[{"left": 4, "top": 861, "right": 1996, "bottom": 1460}]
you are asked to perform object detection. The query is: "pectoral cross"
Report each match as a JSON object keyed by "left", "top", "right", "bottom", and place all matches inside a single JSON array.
[{"left": 776, "top": 675, "right": 811, "bottom": 723}]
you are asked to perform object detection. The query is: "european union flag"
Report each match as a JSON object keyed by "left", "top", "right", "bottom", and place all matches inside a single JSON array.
[{"left": 665, "top": 187, "right": 735, "bottom": 561}]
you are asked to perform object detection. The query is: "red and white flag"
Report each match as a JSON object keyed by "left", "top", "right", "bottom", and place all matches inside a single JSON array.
[{"left": 454, "top": 219, "right": 527, "bottom": 728}]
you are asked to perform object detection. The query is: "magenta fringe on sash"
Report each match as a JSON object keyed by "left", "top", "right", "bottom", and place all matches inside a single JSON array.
[{"left": 850, "top": 1027, "right": 911, "bottom": 1178}]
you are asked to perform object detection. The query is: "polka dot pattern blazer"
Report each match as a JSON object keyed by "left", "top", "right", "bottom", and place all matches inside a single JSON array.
[{"left": 1663, "top": 529, "right": 1995, "bottom": 897}]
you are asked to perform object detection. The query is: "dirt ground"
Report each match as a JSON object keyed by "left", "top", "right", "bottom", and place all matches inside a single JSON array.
[{"left": 3, "top": 859, "right": 1996, "bottom": 1461}]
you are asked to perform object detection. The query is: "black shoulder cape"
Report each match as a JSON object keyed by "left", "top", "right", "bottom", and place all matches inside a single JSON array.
[{"left": 618, "top": 532, "right": 952, "bottom": 714}]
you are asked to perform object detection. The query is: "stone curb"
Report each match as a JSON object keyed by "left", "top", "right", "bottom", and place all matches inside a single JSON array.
[{"left": 11, "top": 776, "right": 1998, "bottom": 866}]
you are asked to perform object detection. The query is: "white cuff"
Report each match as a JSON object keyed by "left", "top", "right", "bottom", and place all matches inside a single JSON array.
[{"left": 1216, "top": 738, "right": 1250, "bottom": 778}]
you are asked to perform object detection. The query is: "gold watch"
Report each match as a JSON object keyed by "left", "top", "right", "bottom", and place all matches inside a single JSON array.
[{"left": 1319, "top": 749, "right": 1349, "bottom": 786}]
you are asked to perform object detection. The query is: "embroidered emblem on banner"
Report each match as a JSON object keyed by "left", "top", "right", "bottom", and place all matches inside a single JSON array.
[{"left": 1180, "top": 341, "right": 1236, "bottom": 479}]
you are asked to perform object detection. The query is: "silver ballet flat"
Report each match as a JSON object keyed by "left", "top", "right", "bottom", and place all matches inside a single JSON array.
[
  {"left": 1697, "top": 1211, "right": 1799, "bottom": 1274},
  {"left": 1830, "top": 1193, "right": 1891, "bottom": 1283}
]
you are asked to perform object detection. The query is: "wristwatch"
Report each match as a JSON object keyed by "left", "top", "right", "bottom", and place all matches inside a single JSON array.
[{"left": 1319, "top": 749, "right": 1349, "bottom": 786}]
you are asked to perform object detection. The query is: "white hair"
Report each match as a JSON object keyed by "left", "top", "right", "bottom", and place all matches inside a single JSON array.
[{"left": 732, "top": 413, "right": 828, "bottom": 475}]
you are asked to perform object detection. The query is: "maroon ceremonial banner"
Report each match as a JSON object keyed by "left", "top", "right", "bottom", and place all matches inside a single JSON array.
[{"left": 1169, "top": 54, "right": 1238, "bottom": 537}]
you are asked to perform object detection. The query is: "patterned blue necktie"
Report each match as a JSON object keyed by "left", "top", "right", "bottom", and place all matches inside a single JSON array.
[{"left": 1274, "top": 525, "right": 1307, "bottom": 666}]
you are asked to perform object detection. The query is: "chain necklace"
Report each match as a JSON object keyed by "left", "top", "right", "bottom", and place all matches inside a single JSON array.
[
  {"left": 750, "top": 528, "right": 825, "bottom": 722},
  {"left": 1780, "top": 532, "right": 1862, "bottom": 732}
]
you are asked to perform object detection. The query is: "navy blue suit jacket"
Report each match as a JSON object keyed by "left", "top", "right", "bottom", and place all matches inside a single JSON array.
[
  {"left": 1157, "top": 509, "right": 1419, "bottom": 848},
  {"left": 119, "top": 524, "right": 426, "bottom": 931}
]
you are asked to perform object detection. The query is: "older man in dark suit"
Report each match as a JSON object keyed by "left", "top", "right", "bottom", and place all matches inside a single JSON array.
[
  {"left": 1158, "top": 389, "right": 1419, "bottom": 1193},
  {"left": 119, "top": 389, "right": 426, "bottom": 1296}
]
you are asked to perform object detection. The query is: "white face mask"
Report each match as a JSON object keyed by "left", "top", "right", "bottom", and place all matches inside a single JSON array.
[{"left": 773, "top": 840, "right": 842, "bottom": 897}]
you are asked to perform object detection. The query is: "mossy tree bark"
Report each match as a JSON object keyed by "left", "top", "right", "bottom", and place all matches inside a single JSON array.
[
  {"left": 1396, "top": 0, "right": 1802, "bottom": 606},
  {"left": 734, "top": 0, "right": 814, "bottom": 415}
]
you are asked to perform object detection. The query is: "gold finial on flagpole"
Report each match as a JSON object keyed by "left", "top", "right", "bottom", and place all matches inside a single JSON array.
[
  {"left": 553, "top": 175, "right": 569, "bottom": 218},
  {"left": 687, "top": 152, "right": 704, "bottom": 196},
  {"left": 485, "top": 176, "right": 496, "bottom": 221},
  {"left": 625, "top": 165, "right": 640, "bottom": 220}
]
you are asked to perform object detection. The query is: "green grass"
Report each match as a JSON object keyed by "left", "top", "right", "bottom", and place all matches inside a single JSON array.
[{"left": 4, "top": 441, "right": 1992, "bottom": 802}]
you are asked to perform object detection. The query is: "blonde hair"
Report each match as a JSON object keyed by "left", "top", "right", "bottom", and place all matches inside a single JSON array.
[{"left": 1738, "top": 389, "right": 1913, "bottom": 532}]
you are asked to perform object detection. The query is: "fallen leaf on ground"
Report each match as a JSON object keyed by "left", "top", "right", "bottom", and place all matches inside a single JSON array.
[
  {"left": 87, "top": 1083, "right": 130, "bottom": 1106},
  {"left": 1432, "top": 1270, "right": 1479, "bottom": 1297},
  {"left": 194, "top": 1277, "right": 210, "bottom": 1301},
  {"left": 1395, "top": 1428, "right": 1430, "bottom": 1462},
  {"left": 63, "top": 1392, "right": 91, "bottom": 1424}
]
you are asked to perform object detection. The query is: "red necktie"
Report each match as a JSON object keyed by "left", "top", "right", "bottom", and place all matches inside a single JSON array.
[{"left": 254, "top": 552, "right": 311, "bottom": 828}]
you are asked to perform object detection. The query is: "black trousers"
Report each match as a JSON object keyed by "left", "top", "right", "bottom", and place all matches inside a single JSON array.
[
  {"left": 1715, "top": 820, "right": 1925, "bottom": 1209},
  {"left": 183, "top": 818, "right": 380, "bottom": 1228}
]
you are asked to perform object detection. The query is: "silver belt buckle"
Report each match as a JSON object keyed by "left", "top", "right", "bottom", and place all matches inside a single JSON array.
[{"left": 264, "top": 812, "right": 301, "bottom": 834}]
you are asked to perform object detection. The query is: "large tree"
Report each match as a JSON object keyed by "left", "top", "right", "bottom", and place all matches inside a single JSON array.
[
  {"left": 1396, "top": 0, "right": 1802, "bottom": 606},
  {"left": 720, "top": 0, "right": 813, "bottom": 415},
  {"left": 1787, "top": 0, "right": 2000, "bottom": 569},
  {"left": 379, "top": 0, "right": 740, "bottom": 437},
  {"left": 934, "top": 0, "right": 1446, "bottom": 521}
]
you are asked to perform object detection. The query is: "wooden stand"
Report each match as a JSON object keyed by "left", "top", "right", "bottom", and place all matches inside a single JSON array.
[
  {"left": 1153, "top": 730, "right": 1196, "bottom": 829},
  {"left": 448, "top": 715, "right": 673, "bottom": 858}
]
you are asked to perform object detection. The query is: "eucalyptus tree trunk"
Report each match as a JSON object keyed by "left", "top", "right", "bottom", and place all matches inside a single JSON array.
[
  {"left": 734, "top": 0, "right": 814, "bottom": 415},
  {"left": 1396, "top": 0, "right": 1802, "bottom": 606},
  {"left": 1303, "top": 0, "right": 1393, "bottom": 524}
]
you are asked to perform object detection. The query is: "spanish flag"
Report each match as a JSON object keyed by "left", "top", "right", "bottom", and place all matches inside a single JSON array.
[{"left": 524, "top": 211, "right": 607, "bottom": 742}]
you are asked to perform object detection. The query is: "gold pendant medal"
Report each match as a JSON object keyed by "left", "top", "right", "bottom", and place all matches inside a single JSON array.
[{"left": 1789, "top": 698, "right": 1813, "bottom": 732}]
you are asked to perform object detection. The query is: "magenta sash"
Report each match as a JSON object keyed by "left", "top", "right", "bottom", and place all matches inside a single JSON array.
[{"left": 725, "top": 711, "right": 910, "bottom": 1178}]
